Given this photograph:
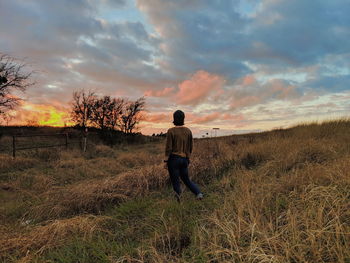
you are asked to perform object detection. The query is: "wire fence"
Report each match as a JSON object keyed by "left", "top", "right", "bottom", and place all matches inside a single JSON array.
[
  {"left": 11, "top": 133, "right": 69, "bottom": 158},
  {"left": 0, "top": 130, "right": 163, "bottom": 158}
]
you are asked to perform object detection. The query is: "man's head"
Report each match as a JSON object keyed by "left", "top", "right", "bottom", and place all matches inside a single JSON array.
[{"left": 173, "top": 110, "right": 185, "bottom": 126}]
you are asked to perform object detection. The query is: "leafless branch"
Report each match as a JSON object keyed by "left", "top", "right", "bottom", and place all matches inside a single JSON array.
[{"left": 0, "top": 53, "right": 35, "bottom": 115}]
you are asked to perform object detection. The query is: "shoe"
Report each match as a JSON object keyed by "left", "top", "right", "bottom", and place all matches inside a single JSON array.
[{"left": 196, "top": 193, "right": 204, "bottom": 200}]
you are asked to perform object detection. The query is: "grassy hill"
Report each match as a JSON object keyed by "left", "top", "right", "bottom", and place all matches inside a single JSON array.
[{"left": 1, "top": 120, "right": 350, "bottom": 262}]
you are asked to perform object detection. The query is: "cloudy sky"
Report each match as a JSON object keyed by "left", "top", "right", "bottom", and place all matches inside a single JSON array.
[{"left": 1, "top": 0, "right": 349, "bottom": 137}]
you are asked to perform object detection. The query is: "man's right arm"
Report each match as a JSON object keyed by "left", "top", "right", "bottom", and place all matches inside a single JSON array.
[
  {"left": 189, "top": 130, "right": 193, "bottom": 155},
  {"left": 186, "top": 129, "right": 193, "bottom": 163}
]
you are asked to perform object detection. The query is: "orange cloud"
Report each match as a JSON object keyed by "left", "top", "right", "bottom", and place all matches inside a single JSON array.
[
  {"left": 9, "top": 101, "right": 73, "bottom": 127},
  {"left": 176, "top": 70, "right": 226, "bottom": 105}
]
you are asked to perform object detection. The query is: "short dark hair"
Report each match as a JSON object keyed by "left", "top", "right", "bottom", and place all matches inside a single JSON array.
[{"left": 173, "top": 110, "right": 185, "bottom": 126}]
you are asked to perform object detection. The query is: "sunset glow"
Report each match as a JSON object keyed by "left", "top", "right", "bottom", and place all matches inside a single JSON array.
[
  {"left": 10, "top": 102, "right": 73, "bottom": 127},
  {"left": 1, "top": 0, "right": 349, "bottom": 137}
]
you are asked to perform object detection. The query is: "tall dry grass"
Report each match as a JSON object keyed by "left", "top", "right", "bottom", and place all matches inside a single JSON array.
[
  {"left": 0, "top": 155, "right": 39, "bottom": 174},
  {"left": 0, "top": 215, "right": 109, "bottom": 262},
  {"left": 198, "top": 161, "right": 350, "bottom": 262},
  {"left": 1, "top": 119, "right": 350, "bottom": 262},
  {"left": 121, "top": 120, "right": 350, "bottom": 263},
  {"left": 29, "top": 138, "right": 234, "bottom": 220}
]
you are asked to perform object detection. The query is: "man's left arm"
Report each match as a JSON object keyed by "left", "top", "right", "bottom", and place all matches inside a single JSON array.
[{"left": 165, "top": 129, "right": 173, "bottom": 160}]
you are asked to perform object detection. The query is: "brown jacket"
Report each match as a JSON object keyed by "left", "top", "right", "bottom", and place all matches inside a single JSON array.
[{"left": 165, "top": 126, "right": 193, "bottom": 159}]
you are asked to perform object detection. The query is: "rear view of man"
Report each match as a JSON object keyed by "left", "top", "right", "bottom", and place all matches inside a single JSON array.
[{"left": 164, "top": 110, "right": 204, "bottom": 202}]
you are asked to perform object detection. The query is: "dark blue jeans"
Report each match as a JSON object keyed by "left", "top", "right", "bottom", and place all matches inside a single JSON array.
[{"left": 167, "top": 154, "right": 201, "bottom": 196}]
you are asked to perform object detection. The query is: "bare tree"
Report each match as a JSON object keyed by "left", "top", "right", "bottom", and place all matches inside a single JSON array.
[
  {"left": 0, "top": 53, "right": 34, "bottom": 118},
  {"left": 71, "top": 89, "right": 96, "bottom": 129},
  {"left": 120, "top": 97, "right": 146, "bottom": 134},
  {"left": 70, "top": 91, "right": 146, "bottom": 134},
  {"left": 91, "top": 95, "right": 116, "bottom": 130},
  {"left": 107, "top": 97, "right": 125, "bottom": 130}
]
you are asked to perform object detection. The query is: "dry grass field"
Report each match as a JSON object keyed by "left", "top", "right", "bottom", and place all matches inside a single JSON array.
[{"left": 1, "top": 120, "right": 350, "bottom": 263}]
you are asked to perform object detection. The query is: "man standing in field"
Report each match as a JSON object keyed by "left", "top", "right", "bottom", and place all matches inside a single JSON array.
[{"left": 164, "top": 110, "right": 204, "bottom": 202}]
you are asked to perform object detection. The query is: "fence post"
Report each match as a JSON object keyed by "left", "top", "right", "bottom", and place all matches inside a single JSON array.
[
  {"left": 65, "top": 133, "right": 68, "bottom": 150},
  {"left": 12, "top": 135, "right": 16, "bottom": 158},
  {"left": 82, "top": 128, "right": 88, "bottom": 152}
]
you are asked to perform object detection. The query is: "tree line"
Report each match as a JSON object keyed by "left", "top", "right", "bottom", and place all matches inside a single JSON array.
[{"left": 71, "top": 90, "right": 145, "bottom": 134}]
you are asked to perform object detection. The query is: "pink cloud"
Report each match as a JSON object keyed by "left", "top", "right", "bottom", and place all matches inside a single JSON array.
[
  {"left": 144, "top": 87, "right": 175, "bottom": 97},
  {"left": 175, "top": 70, "right": 226, "bottom": 105},
  {"left": 143, "top": 112, "right": 170, "bottom": 123},
  {"left": 241, "top": 75, "right": 256, "bottom": 86},
  {"left": 187, "top": 112, "right": 245, "bottom": 125},
  {"left": 230, "top": 96, "right": 261, "bottom": 109},
  {"left": 189, "top": 112, "right": 221, "bottom": 124},
  {"left": 229, "top": 78, "right": 301, "bottom": 110},
  {"left": 222, "top": 113, "right": 245, "bottom": 121},
  {"left": 141, "top": 110, "right": 245, "bottom": 127},
  {"left": 268, "top": 79, "right": 299, "bottom": 100}
]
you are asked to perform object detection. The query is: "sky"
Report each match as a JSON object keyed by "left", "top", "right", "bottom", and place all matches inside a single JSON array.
[{"left": 1, "top": 0, "right": 350, "bottom": 137}]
